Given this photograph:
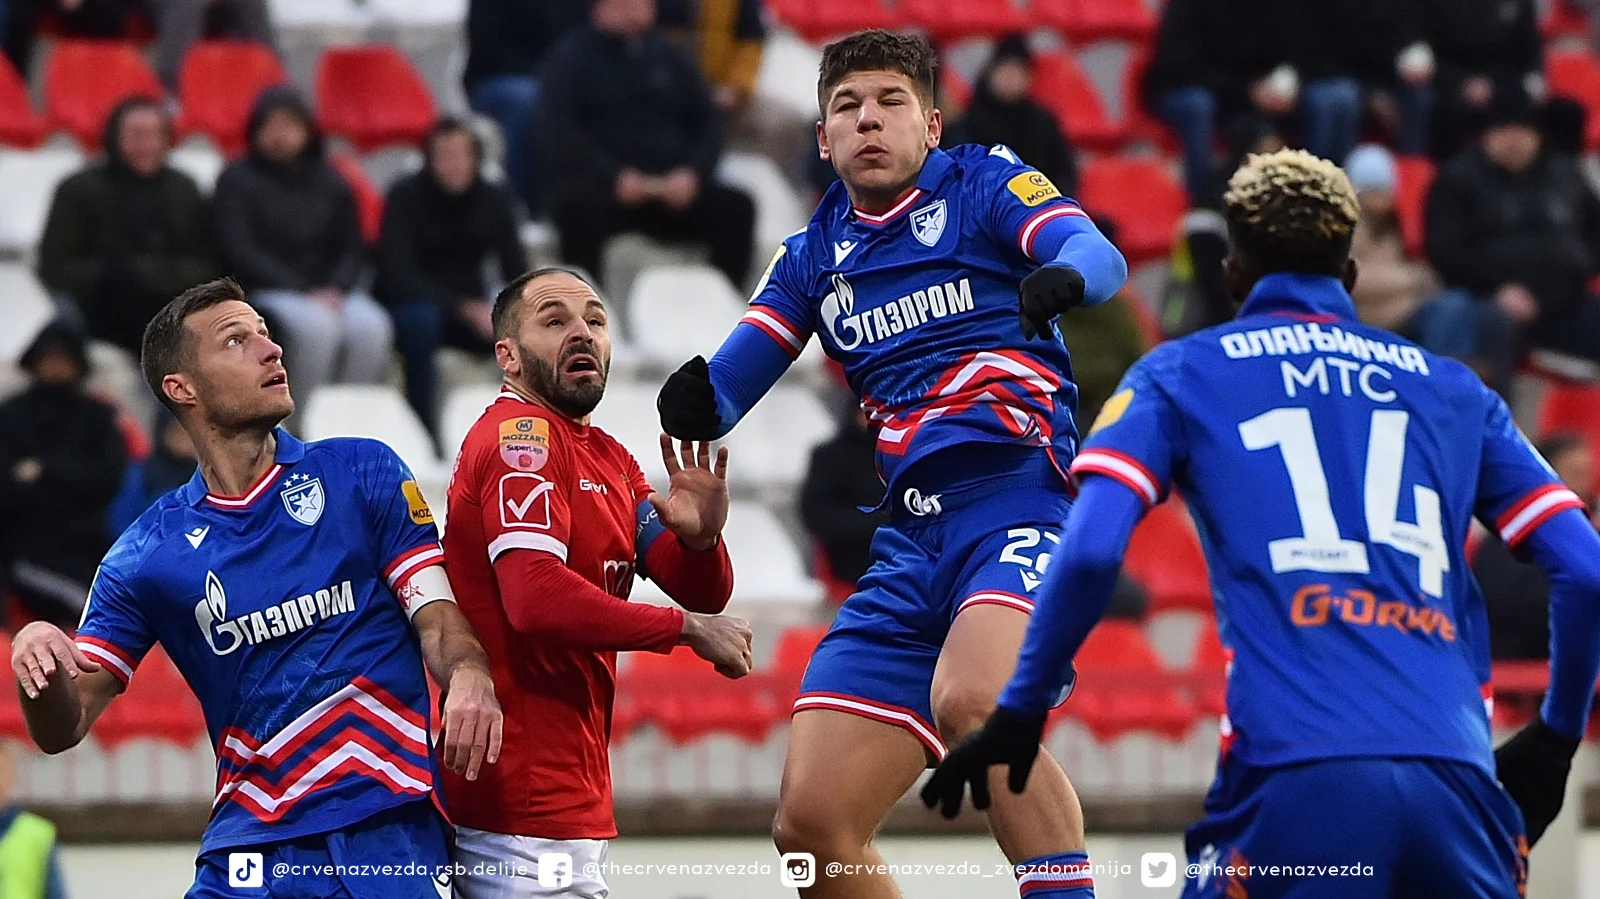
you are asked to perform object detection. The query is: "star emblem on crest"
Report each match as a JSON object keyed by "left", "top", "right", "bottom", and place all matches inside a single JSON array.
[{"left": 287, "top": 472, "right": 311, "bottom": 485}]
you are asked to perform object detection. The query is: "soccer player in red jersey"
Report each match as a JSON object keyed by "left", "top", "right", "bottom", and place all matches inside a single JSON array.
[{"left": 440, "top": 267, "right": 754, "bottom": 898}]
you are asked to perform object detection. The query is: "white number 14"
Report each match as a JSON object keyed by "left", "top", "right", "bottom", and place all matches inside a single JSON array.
[{"left": 1239, "top": 408, "right": 1448, "bottom": 597}]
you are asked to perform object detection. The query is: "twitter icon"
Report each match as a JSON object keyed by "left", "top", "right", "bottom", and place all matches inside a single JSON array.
[{"left": 1141, "top": 852, "right": 1178, "bottom": 888}]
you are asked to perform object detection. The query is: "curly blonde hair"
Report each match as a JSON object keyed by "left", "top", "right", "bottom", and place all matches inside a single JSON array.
[{"left": 1223, "top": 149, "right": 1359, "bottom": 275}]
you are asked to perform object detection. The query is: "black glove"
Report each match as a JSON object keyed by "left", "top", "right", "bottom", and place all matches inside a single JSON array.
[
  {"left": 919, "top": 706, "right": 1047, "bottom": 819},
  {"left": 1495, "top": 718, "right": 1580, "bottom": 846},
  {"left": 657, "top": 355, "right": 722, "bottom": 441},
  {"left": 1018, "top": 265, "right": 1087, "bottom": 340}
]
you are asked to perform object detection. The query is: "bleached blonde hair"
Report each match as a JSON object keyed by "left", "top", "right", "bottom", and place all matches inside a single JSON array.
[{"left": 1223, "top": 148, "right": 1359, "bottom": 275}]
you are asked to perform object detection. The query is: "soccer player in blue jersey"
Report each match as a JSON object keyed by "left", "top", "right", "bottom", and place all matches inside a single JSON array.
[
  {"left": 923, "top": 149, "right": 1600, "bottom": 897},
  {"left": 10, "top": 278, "right": 505, "bottom": 899},
  {"left": 656, "top": 29, "right": 1126, "bottom": 899}
]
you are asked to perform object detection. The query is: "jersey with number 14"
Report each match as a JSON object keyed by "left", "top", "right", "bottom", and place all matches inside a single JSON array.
[{"left": 1074, "top": 273, "right": 1585, "bottom": 773}]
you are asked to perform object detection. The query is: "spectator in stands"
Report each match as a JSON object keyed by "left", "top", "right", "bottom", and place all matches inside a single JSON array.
[
  {"left": 657, "top": 0, "right": 767, "bottom": 118},
  {"left": 1346, "top": 144, "right": 1438, "bottom": 332},
  {"left": 376, "top": 118, "right": 527, "bottom": 440},
  {"left": 0, "top": 323, "right": 126, "bottom": 631},
  {"left": 1421, "top": 0, "right": 1543, "bottom": 158},
  {"left": 149, "top": 0, "right": 277, "bottom": 91},
  {"left": 0, "top": 748, "right": 67, "bottom": 899},
  {"left": 539, "top": 0, "right": 756, "bottom": 289},
  {"left": 800, "top": 407, "right": 889, "bottom": 589},
  {"left": 213, "top": 86, "right": 393, "bottom": 409},
  {"left": 1142, "top": 0, "right": 1362, "bottom": 200},
  {"left": 1308, "top": 0, "right": 1434, "bottom": 154},
  {"left": 943, "top": 34, "right": 1078, "bottom": 197},
  {"left": 37, "top": 97, "right": 217, "bottom": 357},
  {"left": 106, "top": 410, "right": 197, "bottom": 534},
  {"left": 1425, "top": 90, "right": 1600, "bottom": 375},
  {"left": 2, "top": 0, "right": 133, "bottom": 78},
  {"left": 463, "top": 0, "right": 588, "bottom": 210},
  {"left": 1477, "top": 433, "right": 1596, "bottom": 660}
]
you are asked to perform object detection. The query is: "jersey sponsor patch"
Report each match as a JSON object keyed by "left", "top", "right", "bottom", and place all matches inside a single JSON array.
[
  {"left": 499, "top": 472, "right": 554, "bottom": 530},
  {"left": 401, "top": 480, "right": 434, "bottom": 526},
  {"left": 1008, "top": 171, "right": 1062, "bottom": 207},
  {"left": 500, "top": 416, "right": 550, "bottom": 472},
  {"left": 752, "top": 244, "right": 787, "bottom": 299},
  {"left": 1090, "top": 388, "right": 1134, "bottom": 435}
]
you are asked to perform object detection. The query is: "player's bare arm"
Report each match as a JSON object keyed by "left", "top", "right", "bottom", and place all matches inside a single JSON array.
[
  {"left": 11, "top": 621, "right": 119, "bottom": 754},
  {"left": 411, "top": 595, "right": 504, "bottom": 781}
]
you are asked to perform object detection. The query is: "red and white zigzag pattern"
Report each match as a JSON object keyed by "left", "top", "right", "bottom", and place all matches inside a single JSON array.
[
  {"left": 864, "top": 350, "right": 1062, "bottom": 456},
  {"left": 214, "top": 676, "right": 431, "bottom": 822}
]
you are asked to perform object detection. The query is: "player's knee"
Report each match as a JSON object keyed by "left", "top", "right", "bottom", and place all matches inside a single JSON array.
[
  {"left": 772, "top": 795, "right": 861, "bottom": 861},
  {"left": 932, "top": 683, "right": 998, "bottom": 743}
]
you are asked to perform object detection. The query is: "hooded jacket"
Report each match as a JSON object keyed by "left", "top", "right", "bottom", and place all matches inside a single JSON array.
[
  {"left": 1141, "top": 0, "right": 1307, "bottom": 112},
  {"left": 213, "top": 87, "right": 366, "bottom": 293},
  {"left": 36, "top": 99, "right": 217, "bottom": 351},
  {"left": 944, "top": 36, "right": 1078, "bottom": 196}
]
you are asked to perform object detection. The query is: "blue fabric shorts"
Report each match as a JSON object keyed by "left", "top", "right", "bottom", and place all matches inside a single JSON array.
[
  {"left": 188, "top": 799, "right": 453, "bottom": 899},
  {"left": 1180, "top": 756, "right": 1526, "bottom": 898},
  {"left": 797, "top": 450, "right": 1074, "bottom": 760}
]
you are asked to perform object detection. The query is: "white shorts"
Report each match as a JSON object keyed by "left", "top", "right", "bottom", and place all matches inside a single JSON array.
[{"left": 452, "top": 826, "right": 610, "bottom": 899}]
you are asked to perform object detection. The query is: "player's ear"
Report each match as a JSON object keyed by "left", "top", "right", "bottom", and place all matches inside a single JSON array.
[
  {"left": 924, "top": 106, "right": 942, "bottom": 150},
  {"left": 162, "top": 372, "right": 198, "bottom": 410},
  {"left": 1341, "top": 257, "right": 1358, "bottom": 294},
  {"left": 816, "top": 120, "right": 830, "bottom": 161},
  {"left": 494, "top": 338, "right": 520, "bottom": 378}
]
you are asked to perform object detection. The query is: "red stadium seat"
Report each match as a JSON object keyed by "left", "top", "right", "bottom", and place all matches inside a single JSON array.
[
  {"left": 315, "top": 46, "right": 435, "bottom": 152},
  {"left": 623, "top": 648, "right": 785, "bottom": 744},
  {"left": 899, "top": 0, "right": 1031, "bottom": 42},
  {"left": 1078, "top": 156, "right": 1186, "bottom": 263},
  {"left": 1034, "top": 0, "right": 1157, "bottom": 43},
  {"left": 44, "top": 41, "right": 166, "bottom": 150},
  {"left": 1118, "top": 48, "right": 1177, "bottom": 154},
  {"left": 1542, "top": 4, "right": 1591, "bottom": 40},
  {"left": 940, "top": 66, "right": 972, "bottom": 113},
  {"left": 1393, "top": 155, "right": 1434, "bottom": 259},
  {"left": 328, "top": 153, "right": 384, "bottom": 246},
  {"left": 1546, "top": 50, "right": 1600, "bottom": 151},
  {"left": 178, "top": 41, "right": 288, "bottom": 156},
  {"left": 1190, "top": 618, "right": 1228, "bottom": 716},
  {"left": 1538, "top": 383, "right": 1600, "bottom": 452},
  {"left": 1123, "top": 498, "right": 1212, "bottom": 612},
  {"left": 0, "top": 57, "right": 48, "bottom": 148},
  {"left": 1058, "top": 620, "right": 1197, "bottom": 740},
  {"left": 1031, "top": 52, "right": 1126, "bottom": 151},
  {"left": 773, "top": 624, "right": 829, "bottom": 677},
  {"left": 765, "top": 0, "right": 900, "bottom": 42}
]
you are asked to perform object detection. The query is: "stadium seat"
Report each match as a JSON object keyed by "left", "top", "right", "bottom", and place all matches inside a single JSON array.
[
  {"left": 0, "top": 57, "right": 48, "bottom": 148},
  {"left": 1035, "top": 0, "right": 1157, "bottom": 42},
  {"left": 1078, "top": 157, "right": 1186, "bottom": 263},
  {"left": 1543, "top": 4, "right": 1592, "bottom": 40},
  {"left": 941, "top": 67, "right": 973, "bottom": 112},
  {"left": 1063, "top": 619, "right": 1197, "bottom": 740},
  {"left": 724, "top": 501, "right": 822, "bottom": 604},
  {"left": 620, "top": 647, "right": 786, "bottom": 744},
  {"left": 168, "top": 142, "right": 224, "bottom": 191},
  {"left": 627, "top": 265, "right": 746, "bottom": 367},
  {"left": 717, "top": 151, "right": 809, "bottom": 272},
  {"left": 1031, "top": 52, "right": 1126, "bottom": 152},
  {"left": 328, "top": 153, "right": 384, "bottom": 245},
  {"left": 1394, "top": 155, "right": 1434, "bottom": 259},
  {"left": 1190, "top": 617, "right": 1228, "bottom": 716},
  {"left": 269, "top": 0, "right": 373, "bottom": 30},
  {"left": 440, "top": 384, "right": 500, "bottom": 465},
  {"left": 0, "top": 145, "right": 87, "bottom": 255},
  {"left": 1545, "top": 49, "right": 1600, "bottom": 151},
  {"left": 300, "top": 384, "right": 443, "bottom": 484},
  {"left": 588, "top": 381, "right": 674, "bottom": 486},
  {"left": 1538, "top": 383, "right": 1600, "bottom": 453},
  {"left": 763, "top": 0, "right": 900, "bottom": 43},
  {"left": 724, "top": 386, "right": 835, "bottom": 487},
  {"left": 0, "top": 265, "right": 55, "bottom": 364},
  {"left": 365, "top": 0, "right": 466, "bottom": 27},
  {"left": 44, "top": 41, "right": 166, "bottom": 151},
  {"left": 315, "top": 45, "right": 436, "bottom": 152},
  {"left": 898, "top": 0, "right": 1031, "bottom": 41},
  {"left": 772, "top": 624, "right": 829, "bottom": 678},
  {"left": 177, "top": 41, "right": 288, "bottom": 156},
  {"left": 1123, "top": 498, "right": 1212, "bottom": 612}
]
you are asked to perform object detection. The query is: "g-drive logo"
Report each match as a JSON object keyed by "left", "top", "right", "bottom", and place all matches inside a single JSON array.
[
  {"left": 820, "top": 273, "right": 976, "bottom": 351},
  {"left": 194, "top": 570, "right": 357, "bottom": 655}
]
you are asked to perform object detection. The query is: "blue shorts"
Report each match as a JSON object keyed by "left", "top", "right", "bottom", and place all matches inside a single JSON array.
[
  {"left": 1180, "top": 756, "right": 1526, "bottom": 899},
  {"left": 797, "top": 450, "right": 1073, "bottom": 760},
  {"left": 189, "top": 799, "right": 453, "bottom": 899}
]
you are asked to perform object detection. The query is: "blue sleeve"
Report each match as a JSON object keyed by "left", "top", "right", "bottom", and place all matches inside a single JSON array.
[
  {"left": 351, "top": 441, "right": 445, "bottom": 595},
  {"left": 998, "top": 476, "right": 1149, "bottom": 714},
  {"left": 74, "top": 551, "right": 153, "bottom": 690},
  {"left": 1066, "top": 353, "right": 1185, "bottom": 507},
  {"left": 1522, "top": 509, "right": 1600, "bottom": 739},
  {"left": 974, "top": 144, "right": 1127, "bottom": 306},
  {"left": 634, "top": 498, "right": 669, "bottom": 573},
  {"left": 1474, "top": 393, "right": 1586, "bottom": 550},
  {"left": 705, "top": 236, "right": 815, "bottom": 436},
  {"left": 44, "top": 845, "right": 68, "bottom": 899}
]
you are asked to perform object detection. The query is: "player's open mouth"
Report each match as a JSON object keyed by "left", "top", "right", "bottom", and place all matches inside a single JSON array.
[
  {"left": 564, "top": 355, "right": 600, "bottom": 377},
  {"left": 263, "top": 373, "right": 288, "bottom": 389}
]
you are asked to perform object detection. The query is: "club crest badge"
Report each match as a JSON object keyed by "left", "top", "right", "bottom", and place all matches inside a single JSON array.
[
  {"left": 910, "top": 199, "right": 947, "bottom": 247},
  {"left": 281, "top": 473, "right": 325, "bottom": 526}
]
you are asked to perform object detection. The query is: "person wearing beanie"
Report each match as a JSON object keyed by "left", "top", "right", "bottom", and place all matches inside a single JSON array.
[
  {"left": 1345, "top": 143, "right": 1436, "bottom": 333},
  {"left": 944, "top": 34, "right": 1078, "bottom": 196},
  {"left": 0, "top": 321, "right": 128, "bottom": 629}
]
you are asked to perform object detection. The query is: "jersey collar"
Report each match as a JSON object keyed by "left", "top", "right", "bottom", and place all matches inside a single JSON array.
[
  {"left": 1237, "top": 273, "right": 1360, "bottom": 323},
  {"left": 848, "top": 148, "right": 955, "bottom": 226},
  {"left": 180, "top": 427, "right": 306, "bottom": 508}
]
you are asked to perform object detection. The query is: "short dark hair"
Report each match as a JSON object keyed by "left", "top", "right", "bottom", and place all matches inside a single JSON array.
[
  {"left": 491, "top": 267, "right": 600, "bottom": 339},
  {"left": 817, "top": 30, "right": 937, "bottom": 115},
  {"left": 1223, "top": 149, "right": 1359, "bottom": 278},
  {"left": 425, "top": 116, "right": 482, "bottom": 167},
  {"left": 140, "top": 277, "right": 250, "bottom": 411}
]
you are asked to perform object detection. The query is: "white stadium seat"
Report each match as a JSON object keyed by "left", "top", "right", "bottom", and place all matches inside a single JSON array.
[
  {"left": 300, "top": 384, "right": 444, "bottom": 487},
  {"left": 439, "top": 383, "right": 500, "bottom": 465},
  {"left": 627, "top": 264, "right": 745, "bottom": 367},
  {"left": 717, "top": 151, "right": 807, "bottom": 266},
  {"left": 168, "top": 143, "right": 224, "bottom": 192},
  {"left": 0, "top": 146, "right": 86, "bottom": 255},
  {"left": 268, "top": 0, "right": 372, "bottom": 30},
  {"left": 725, "top": 385, "right": 836, "bottom": 488},
  {"left": 367, "top": 0, "right": 466, "bottom": 27},
  {"left": 0, "top": 265, "right": 54, "bottom": 363},
  {"left": 588, "top": 381, "right": 670, "bottom": 487},
  {"left": 722, "top": 501, "right": 821, "bottom": 604}
]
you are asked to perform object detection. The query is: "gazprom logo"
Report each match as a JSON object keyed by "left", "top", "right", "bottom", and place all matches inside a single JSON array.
[{"left": 819, "top": 274, "right": 975, "bottom": 353}]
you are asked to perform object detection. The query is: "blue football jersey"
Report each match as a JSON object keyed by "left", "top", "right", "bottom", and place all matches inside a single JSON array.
[
  {"left": 1073, "top": 273, "right": 1584, "bottom": 772},
  {"left": 75, "top": 430, "right": 447, "bottom": 853},
  {"left": 744, "top": 144, "right": 1100, "bottom": 485}
]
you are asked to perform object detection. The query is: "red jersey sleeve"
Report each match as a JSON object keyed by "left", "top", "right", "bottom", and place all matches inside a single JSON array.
[{"left": 478, "top": 412, "right": 571, "bottom": 564}]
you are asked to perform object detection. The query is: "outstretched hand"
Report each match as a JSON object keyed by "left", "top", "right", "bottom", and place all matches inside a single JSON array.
[{"left": 649, "top": 435, "right": 730, "bottom": 551}]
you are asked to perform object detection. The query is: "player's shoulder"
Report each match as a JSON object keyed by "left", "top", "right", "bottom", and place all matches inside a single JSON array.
[
  {"left": 102, "top": 491, "right": 189, "bottom": 581},
  {"left": 301, "top": 435, "right": 400, "bottom": 465},
  {"left": 460, "top": 393, "right": 566, "bottom": 471}
]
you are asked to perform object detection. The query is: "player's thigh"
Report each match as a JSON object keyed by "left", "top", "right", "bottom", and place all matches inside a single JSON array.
[
  {"left": 1181, "top": 758, "right": 1397, "bottom": 899},
  {"left": 776, "top": 707, "right": 930, "bottom": 851},
  {"left": 929, "top": 603, "right": 1032, "bottom": 738},
  {"left": 188, "top": 838, "right": 337, "bottom": 899},
  {"left": 1394, "top": 760, "right": 1526, "bottom": 899},
  {"left": 454, "top": 828, "right": 610, "bottom": 899}
]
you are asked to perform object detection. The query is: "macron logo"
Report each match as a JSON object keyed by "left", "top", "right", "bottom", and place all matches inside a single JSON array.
[
  {"left": 185, "top": 526, "right": 210, "bottom": 549},
  {"left": 833, "top": 240, "right": 857, "bottom": 265}
]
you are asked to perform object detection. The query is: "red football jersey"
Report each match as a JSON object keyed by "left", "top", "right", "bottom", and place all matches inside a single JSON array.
[{"left": 440, "top": 389, "right": 687, "bottom": 839}]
